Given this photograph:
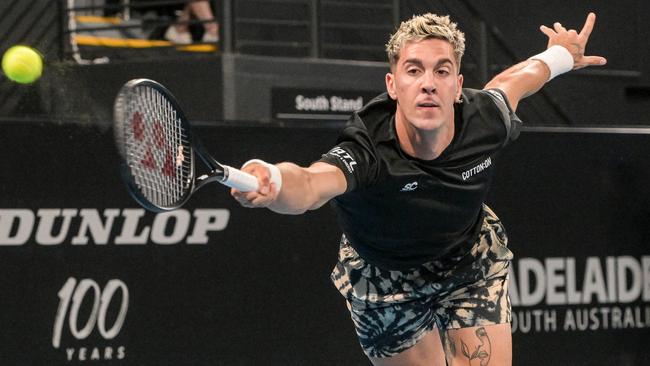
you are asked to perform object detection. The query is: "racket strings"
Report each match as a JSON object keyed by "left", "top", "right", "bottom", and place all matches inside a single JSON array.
[{"left": 122, "top": 86, "right": 192, "bottom": 207}]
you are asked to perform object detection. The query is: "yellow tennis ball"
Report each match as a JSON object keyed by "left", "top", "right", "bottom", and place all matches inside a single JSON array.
[{"left": 2, "top": 45, "right": 43, "bottom": 84}]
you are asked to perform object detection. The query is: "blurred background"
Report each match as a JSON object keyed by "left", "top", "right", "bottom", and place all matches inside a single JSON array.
[
  {"left": 1, "top": 0, "right": 648, "bottom": 126},
  {"left": 1, "top": 1, "right": 649, "bottom": 366}
]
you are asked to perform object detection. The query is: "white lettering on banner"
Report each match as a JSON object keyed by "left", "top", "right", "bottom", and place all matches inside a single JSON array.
[
  {"left": 509, "top": 256, "right": 650, "bottom": 306},
  {"left": 36, "top": 209, "right": 78, "bottom": 245},
  {"left": 294, "top": 95, "right": 364, "bottom": 112},
  {"left": 53, "top": 278, "right": 128, "bottom": 361},
  {"left": 71, "top": 209, "right": 121, "bottom": 245},
  {"left": 295, "top": 95, "right": 329, "bottom": 111},
  {"left": 114, "top": 208, "right": 150, "bottom": 244},
  {"left": 0, "top": 209, "right": 34, "bottom": 245},
  {"left": 511, "top": 309, "right": 558, "bottom": 333},
  {"left": 150, "top": 210, "right": 191, "bottom": 244},
  {"left": 618, "top": 256, "right": 643, "bottom": 303},
  {"left": 511, "top": 306, "right": 650, "bottom": 333},
  {"left": 65, "top": 346, "right": 126, "bottom": 362},
  {"left": 329, "top": 96, "right": 363, "bottom": 112},
  {"left": 509, "top": 258, "right": 546, "bottom": 306},
  {"left": 0, "top": 208, "right": 230, "bottom": 245},
  {"left": 607, "top": 256, "right": 618, "bottom": 302},
  {"left": 509, "top": 256, "right": 650, "bottom": 334}
]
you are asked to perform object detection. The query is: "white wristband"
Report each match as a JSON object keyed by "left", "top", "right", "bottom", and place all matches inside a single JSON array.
[
  {"left": 528, "top": 45, "right": 574, "bottom": 81},
  {"left": 242, "top": 159, "right": 283, "bottom": 193}
]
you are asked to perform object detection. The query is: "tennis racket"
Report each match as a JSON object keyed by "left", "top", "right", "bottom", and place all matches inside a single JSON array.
[{"left": 113, "top": 78, "right": 260, "bottom": 212}]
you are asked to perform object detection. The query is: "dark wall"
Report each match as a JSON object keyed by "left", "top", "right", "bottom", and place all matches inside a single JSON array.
[
  {"left": 0, "top": 0, "right": 62, "bottom": 118},
  {"left": 470, "top": 1, "right": 650, "bottom": 125},
  {"left": 401, "top": 0, "right": 650, "bottom": 125},
  {"left": 1, "top": 56, "right": 223, "bottom": 125},
  {"left": 1, "top": 121, "right": 649, "bottom": 365},
  {"left": 467, "top": 1, "right": 643, "bottom": 73},
  {"left": 1, "top": 1, "right": 649, "bottom": 126},
  {"left": 222, "top": 54, "right": 387, "bottom": 123}
]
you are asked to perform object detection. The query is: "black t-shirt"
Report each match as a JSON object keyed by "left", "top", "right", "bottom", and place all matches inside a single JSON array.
[{"left": 318, "top": 88, "right": 521, "bottom": 270}]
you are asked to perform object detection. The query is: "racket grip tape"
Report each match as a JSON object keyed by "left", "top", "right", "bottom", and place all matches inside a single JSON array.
[
  {"left": 242, "top": 159, "right": 283, "bottom": 192},
  {"left": 221, "top": 166, "right": 260, "bottom": 192}
]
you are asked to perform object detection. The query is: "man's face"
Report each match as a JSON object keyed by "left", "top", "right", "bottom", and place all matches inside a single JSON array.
[{"left": 386, "top": 38, "right": 463, "bottom": 132}]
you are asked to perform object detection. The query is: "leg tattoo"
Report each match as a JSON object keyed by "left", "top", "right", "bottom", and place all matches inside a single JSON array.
[{"left": 459, "top": 327, "right": 492, "bottom": 366}]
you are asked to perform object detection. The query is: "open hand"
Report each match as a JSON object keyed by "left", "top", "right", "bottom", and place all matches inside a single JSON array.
[{"left": 540, "top": 12, "right": 607, "bottom": 70}]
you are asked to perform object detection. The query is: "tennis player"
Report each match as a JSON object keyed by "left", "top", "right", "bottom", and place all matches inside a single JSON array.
[{"left": 232, "top": 12, "right": 606, "bottom": 366}]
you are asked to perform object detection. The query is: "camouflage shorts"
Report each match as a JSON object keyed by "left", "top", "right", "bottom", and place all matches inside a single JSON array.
[{"left": 330, "top": 205, "right": 513, "bottom": 358}]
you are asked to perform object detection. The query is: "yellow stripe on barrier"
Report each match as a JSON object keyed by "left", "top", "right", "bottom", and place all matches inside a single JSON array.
[
  {"left": 75, "top": 35, "right": 170, "bottom": 48},
  {"left": 75, "top": 16, "right": 122, "bottom": 25},
  {"left": 177, "top": 44, "right": 219, "bottom": 52},
  {"left": 74, "top": 35, "right": 218, "bottom": 52}
]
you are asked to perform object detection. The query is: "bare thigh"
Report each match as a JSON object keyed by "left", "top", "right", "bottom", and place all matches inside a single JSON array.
[
  {"left": 368, "top": 328, "right": 446, "bottom": 366},
  {"left": 367, "top": 323, "right": 511, "bottom": 366},
  {"left": 440, "top": 323, "right": 512, "bottom": 366}
]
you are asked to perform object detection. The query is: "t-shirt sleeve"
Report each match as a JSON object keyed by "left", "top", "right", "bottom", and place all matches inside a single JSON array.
[
  {"left": 484, "top": 88, "right": 522, "bottom": 144},
  {"left": 317, "top": 116, "right": 378, "bottom": 192}
]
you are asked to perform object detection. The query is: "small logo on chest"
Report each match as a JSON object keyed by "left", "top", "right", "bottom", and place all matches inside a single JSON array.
[
  {"left": 400, "top": 181, "right": 418, "bottom": 192},
  {"left": 461, "top": 157, "right": 492, "bottom": 181}
]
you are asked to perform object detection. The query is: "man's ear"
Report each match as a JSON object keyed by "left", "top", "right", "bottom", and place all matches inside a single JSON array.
[
  {"left": 456, "top": 73, "right": 464, "bottom": 102},
  {"left": 385, "top": 72, "right": 397, "bottom": 100}
]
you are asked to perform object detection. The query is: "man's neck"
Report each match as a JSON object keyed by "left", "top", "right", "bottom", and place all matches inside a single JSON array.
[{"left": 395, "top": 114, "right": 454, "bottom": 161}]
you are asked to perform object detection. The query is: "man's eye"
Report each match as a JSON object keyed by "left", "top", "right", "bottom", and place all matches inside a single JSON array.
[
  {"left": 437, "top": 69, "right": 450, "bottom": 76},
  {"left": 407, "top": 68, "right": 420, "bottom": 75}
]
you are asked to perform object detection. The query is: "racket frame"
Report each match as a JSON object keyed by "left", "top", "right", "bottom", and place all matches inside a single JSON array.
[{"left": 114, "top": 78, "right": 228, "bottom": 212}]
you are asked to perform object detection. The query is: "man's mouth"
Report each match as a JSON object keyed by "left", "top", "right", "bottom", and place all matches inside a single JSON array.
[{"left": 416, "top": 101, "right": 439, "bottom": 108}]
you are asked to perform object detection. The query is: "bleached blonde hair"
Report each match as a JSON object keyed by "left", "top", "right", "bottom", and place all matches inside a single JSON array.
[{"left": 386, "top": 13, "right": 466, "bottom": 70}]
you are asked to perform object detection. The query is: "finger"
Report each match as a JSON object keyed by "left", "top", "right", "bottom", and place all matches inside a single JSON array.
[
  {"left": 245, "top": 165, "right": 270, "bottom": 193},
  {"left": 568, "top": 29, "right": 578, "bottom": 37},
  {"left": 579, "top": 12, "right": 596, "bottom": 39},
  {"left": 553, "top": 22, "right": 567, "bottom": 33},
  {"left": 258, "top": 174, "right": 271, "bottom": 195},
  {"left": 539, "top": 25, "right": 556, "bottom": 38},
  {"left": 237, "top": 200, "right": 253, "bottom": 208},
  {"left": 247, "top": 184, "right": 278, "bottom": 207},
  {"left": 269, "top": 182, "right": 278, "bottom": 197},
  {"left": 232, "top": 190, "right": 248, "bottom": 202},
  {"left": 582, "top": 55, "right": 607, "bottom": 66},
  {"left": 237, "top": 193, "right": 262, "bottom": 207},
  {"left": 250, "top": 195, "right": 272, "bottom": 207},
  {"left": 242, "top": 191, "right": 260, "bottom": 201},
  {"left": 240, "top": 163, "right": 259, "bottom": 174},
  {"left": 233, "top": 194, "right": 253, "bottom": 207},
  {"left": 247, "top": 166, "right": 268, "bottom": 180}
]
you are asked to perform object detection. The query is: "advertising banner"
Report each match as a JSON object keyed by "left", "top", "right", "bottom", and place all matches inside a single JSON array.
[
  {"left": 272, "top": 88, "right": 379, "bottom": 122},
  {"left": 490, "top": 128, "right": 650, "bottom": 366},
  {"left": 0, "top": 122, "right": 363, "bottom": 365},
  {"left": 1, "top": 123, "right": 649, "bottom": 365}
]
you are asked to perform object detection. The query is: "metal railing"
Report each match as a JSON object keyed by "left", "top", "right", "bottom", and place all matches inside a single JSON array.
[
  {"left": 61, "top": 0, "right": 220, "bottom": 63},
  {"left": 54, "top": 0, "right": 643, "bottom": 125},
  {"left": 60, "top": 0, "right": 396, "bottom": 62}
]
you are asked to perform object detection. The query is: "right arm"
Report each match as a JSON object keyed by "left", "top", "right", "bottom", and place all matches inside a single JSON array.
[{"left": 230, "top": 161, "right": 347, "bottom": 215}]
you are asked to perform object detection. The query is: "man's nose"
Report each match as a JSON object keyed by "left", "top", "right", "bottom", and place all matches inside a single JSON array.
[{"left": 421, "top": 71, "right": 436, "bottom": 93}]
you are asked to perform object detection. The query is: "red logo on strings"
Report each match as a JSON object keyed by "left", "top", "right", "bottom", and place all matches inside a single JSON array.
[
  {"left": 153, "top": 121, "right": 165, "bottom": 149},
  {"left": 132, "top": 112, "right": 176, "bottom": 178},
  {"left": 132, "top": 112, "right": 144, "bottom": 141}
]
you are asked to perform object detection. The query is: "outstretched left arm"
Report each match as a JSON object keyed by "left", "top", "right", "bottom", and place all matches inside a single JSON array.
[{"left": 484, "top": 12, "right": 607, "bottom": 111}]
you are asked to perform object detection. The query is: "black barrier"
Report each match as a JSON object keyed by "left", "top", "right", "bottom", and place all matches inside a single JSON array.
[
  {"left": 1, "top": 122, "right": 649, "bottom": 365},
  {"left": 489, "top": 127, "right": 650, "bottom": 365},
  {"left": 0, "top": 122, "right": 365, "bottom": 366}
]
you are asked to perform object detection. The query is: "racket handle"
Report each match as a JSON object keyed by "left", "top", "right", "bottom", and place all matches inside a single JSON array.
[{"left": 221, "top": 166, "right": 260, "bottom": 192}]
